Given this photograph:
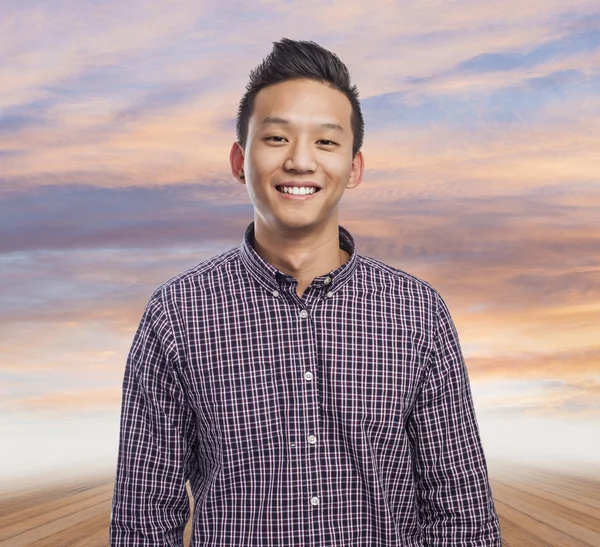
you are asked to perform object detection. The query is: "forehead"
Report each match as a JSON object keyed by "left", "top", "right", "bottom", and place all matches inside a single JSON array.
[{"left": 250, "top": 78, "right": 352, "bottom": 130}]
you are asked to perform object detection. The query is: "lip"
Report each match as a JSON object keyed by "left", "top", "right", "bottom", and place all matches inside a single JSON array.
[
  {"left": 274, "top": 181, "right": 322, "bottom": 200},
  {"left": 275, "top": 187, "right": 320, "bottom": 200},
  {"left": 276, "top": 181, "right": 321, "bottom": 189}
]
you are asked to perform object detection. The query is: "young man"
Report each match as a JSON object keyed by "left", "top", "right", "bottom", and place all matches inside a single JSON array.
[{"left": 110, "top": 38, "right": 502, "bottom": 546}]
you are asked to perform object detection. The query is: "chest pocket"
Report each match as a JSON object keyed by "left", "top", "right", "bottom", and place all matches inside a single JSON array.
[{"left": 217, "top": 359, "right": 282, "bottom": 453}]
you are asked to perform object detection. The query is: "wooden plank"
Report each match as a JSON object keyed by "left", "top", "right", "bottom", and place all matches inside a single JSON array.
[
  {"left": 73, "top": 525, "right": 111, "bottom": 547},
  {"left": 1, "top": 501, "right": 109, "bottom": 547},
  {"left": 28, "top": 510, "right": 110, "bottom": 547},
  {"left": 497, "top": 514, "right": 553, "bottom": 547},
  {"left": 494, "top": 499, "right": 593, "bottom": 547},
  {"left": 490, "top": 475, "right": 600, "bottom": 516},
  {"left": 490, "top": 472, "right": 600, "bottom": 515},
  {"left": 492, "top": 480, "right": 600, "bottom": 533},
  {"left": 0, "top": 487, "right": 113, "bottom": 536}
]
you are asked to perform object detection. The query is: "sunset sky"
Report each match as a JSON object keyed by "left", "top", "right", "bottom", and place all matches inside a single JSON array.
[{"left": 1, "top": 0, "right": 599, "bottom": 486}]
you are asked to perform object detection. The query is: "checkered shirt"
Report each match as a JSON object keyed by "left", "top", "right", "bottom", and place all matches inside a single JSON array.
[{"left": 110, "top": 222, "right": 501, "bottom": 546}]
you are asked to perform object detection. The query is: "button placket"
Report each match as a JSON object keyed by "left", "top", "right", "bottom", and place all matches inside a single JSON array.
[{"left": 294, "top": 296, "right": 322, "bottom": 516}]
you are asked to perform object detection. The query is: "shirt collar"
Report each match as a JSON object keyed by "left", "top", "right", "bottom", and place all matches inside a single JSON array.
[{"left": 239, "top": 221, "right": 358, "bottom": 293}]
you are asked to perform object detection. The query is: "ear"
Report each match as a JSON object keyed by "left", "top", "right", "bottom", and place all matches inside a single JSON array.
[
  {"left": 346, "top": 150, "right": 364, "bottom": 190},
  {"left": 229, "top": 141, "right": 246, "bottom": 184}
]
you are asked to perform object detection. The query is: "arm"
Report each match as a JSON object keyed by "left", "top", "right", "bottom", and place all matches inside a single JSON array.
[
  {"left": 406, "top": 292, "right": 501, "bottom": 546},
  {"left": 110, "top": 295, "right": 198, "bottom": 546}
]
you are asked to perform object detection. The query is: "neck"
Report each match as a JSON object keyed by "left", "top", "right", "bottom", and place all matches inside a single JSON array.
[{"left": 252, "top": 217, "right": 349, "bottom": 286}]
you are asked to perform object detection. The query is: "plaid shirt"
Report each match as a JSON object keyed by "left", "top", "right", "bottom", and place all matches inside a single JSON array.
[{"left": 110, "top": 222, "right": 501, "bottom": 546}]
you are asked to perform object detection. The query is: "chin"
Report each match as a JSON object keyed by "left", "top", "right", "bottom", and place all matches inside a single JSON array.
[{"left": 275, "top": 218, "right": 319, "bottom": 231}]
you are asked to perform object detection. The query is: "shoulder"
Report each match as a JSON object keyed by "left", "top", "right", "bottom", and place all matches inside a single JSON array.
[
  {"left": 356, "top": 253, "right": 440, "bottom": 303},
  {"left": 148, "top": 246, "right": 240, "bottom": 306},
  {"left": 356, "top": 254, "right": 457, "bottom": 340}
]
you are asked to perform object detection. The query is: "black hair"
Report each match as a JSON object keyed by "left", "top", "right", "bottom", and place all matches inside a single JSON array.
[{"left": 236, "top": 38, "right": 364, "bottom": 157}]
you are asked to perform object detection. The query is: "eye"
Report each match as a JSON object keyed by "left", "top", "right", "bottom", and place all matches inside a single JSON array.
[
  {"left": 265, "top": 136, "right": 286, "bottom": 142},
  {"left": 318, "top": 139, "right": 336, "bottom": 146}
]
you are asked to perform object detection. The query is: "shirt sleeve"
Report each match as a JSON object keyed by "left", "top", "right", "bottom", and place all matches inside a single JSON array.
[
  {"left": 405, "top": 292, "right": 502, "bottom": 546},
  {"left": 110, "top": 295, "right": 198, "bottom": 546}
]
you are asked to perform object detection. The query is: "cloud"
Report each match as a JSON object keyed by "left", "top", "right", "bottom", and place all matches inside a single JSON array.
[
  {"left": 1, "top": 0, "right": 598, "bottom": 197},
  {"left": 467, "top": 348, "right": 600, "bottom": 381},
  {"left": 2, "top": 0, "right": 600, "bottom": 477},
  {"left": 473, "top": 376, "right": 600, "bottom": 416},
  {"left": 0, "top": 243, "right": 242, "bottom": 329},
  {"left": 344, "top": 189, "right": 600, "bottom": 285},
  {"left": 0, "top": 183, "right": 253, "bottom": 253},
  {"left": 457, "top": 23, "right": 600, "bottom": 73},
  {"left": 362, "top": 69, "right": 599, "bottom": 131},
  {"left": 6, "top": 386, "right": 122, "bottom": 412},
  {"left": 113, "top": 82, "right": 210, "bottom": 122},
  {"left": 0, "top": 112, "right": 42, "bottom": 134},
  {"left": 0, "top": 93, "right": 242, "bottom": 190},
  {"left": 1, "top": 184, "right": 598, "bottom": 353},
  {"left": 0, "top": 98, "right": 53, "bottom": 135}
]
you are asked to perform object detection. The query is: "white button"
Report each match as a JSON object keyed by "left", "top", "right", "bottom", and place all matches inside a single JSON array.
[
  {"left": 299, "top": 309, "right": 308, "bottom": 319},
  {"left": 326, "top": 291, "right": 333, "bottom": 298},
  {"left": 304, "top": 371, "right": 313, "bottom": 381},
  {"left": 272, "top": 290, "right": 279, "bottom": 297},
  {"left": 307, "top": 434, "right": 317, "bottom": 445},
  {"left": 310, "top": 496, "right": 320, "bottom": 506},
  {"left": 324, "top": 276, "right": 332, "bottom": 285}
]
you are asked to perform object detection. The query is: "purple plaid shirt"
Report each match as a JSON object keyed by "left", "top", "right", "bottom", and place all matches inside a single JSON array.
[{"left": 110, "top": 222, "right": 501, "bottom": 546}]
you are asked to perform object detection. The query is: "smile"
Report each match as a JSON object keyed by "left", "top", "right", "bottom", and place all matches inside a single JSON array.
[{"left": 276, "top": 186, "right": 320, "bottom": 195}]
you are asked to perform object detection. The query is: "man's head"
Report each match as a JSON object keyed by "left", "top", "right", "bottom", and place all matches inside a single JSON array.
[
  {"left": 235, "top": 38, "right": 364, "bottom": 159},
  {"left": 230, "top": 38, "right": 365, "bottom": 235}
]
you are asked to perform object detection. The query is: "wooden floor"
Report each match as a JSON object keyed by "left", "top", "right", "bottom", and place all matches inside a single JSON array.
[
  {"left": 490, "top": 466, "right": 600, "bottom": 546},
  {"left": 1, "top": 465, "right": 599, "bottom": 546}
]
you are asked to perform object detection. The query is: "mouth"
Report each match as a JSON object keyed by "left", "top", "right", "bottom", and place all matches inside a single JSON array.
[{"left": 275, "top": 185, "right": 321, "bottom": 196}]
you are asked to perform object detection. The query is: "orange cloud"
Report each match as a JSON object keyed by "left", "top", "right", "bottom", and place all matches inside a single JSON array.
[
  {"left": 467, "top": 347, "right": 600, "bottom": 381},
  {"left": 6, "top": 386, "right": 122, "bottom": 412},
  {"left": 2, "top": 0, "right": 599, "bottom": 194}
]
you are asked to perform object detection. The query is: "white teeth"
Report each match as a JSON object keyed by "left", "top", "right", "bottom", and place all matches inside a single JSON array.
[{"left": 280, "top": 186, "right": 317, "bottom": 195}]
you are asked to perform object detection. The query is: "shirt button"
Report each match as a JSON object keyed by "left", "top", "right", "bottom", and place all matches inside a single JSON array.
[
  {"left": 299, "top": 309, "right": 308, "bottom": 319},
  {"left": 304, "top": 371, "right": 313, "bottom": 381},
  {"left": 307, "top": 434, "right": 317, "bottom": 445},
  {"left": 326, "top": 291, "right": 333, "bottom": 298},
  {"left": 324, "top": 276, "right": 332, "bottom": 285},
  {"left": 310, "top": 496, "right": 320, "bottom": 506},
  {"left": 272, "top": 290, "right": 279, "bottom": 297}
]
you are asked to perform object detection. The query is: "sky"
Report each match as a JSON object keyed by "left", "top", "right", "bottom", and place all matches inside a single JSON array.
[{"left": 1, "top": 0, "right": 600, "bottom": 487}]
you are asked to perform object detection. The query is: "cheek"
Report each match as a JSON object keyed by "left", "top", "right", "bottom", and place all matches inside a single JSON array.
[
  {"left": 325, "top": 157, "right": 352, "bottom": 179},
  {"left": 250, "top": 153, "right": 279, "bottom": 176}
]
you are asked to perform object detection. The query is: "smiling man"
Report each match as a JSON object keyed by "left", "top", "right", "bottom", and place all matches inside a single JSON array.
[
  {"left": 110, "top": 38, "right": 502, "bottom": 546},
  {"left": 230, "top": 76, "right": 362, "bottom": 298}
]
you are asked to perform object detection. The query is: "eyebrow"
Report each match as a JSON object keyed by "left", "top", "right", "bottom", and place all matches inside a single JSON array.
[{"left": 260, "top": 116, "right": 344, "bottom": 132}]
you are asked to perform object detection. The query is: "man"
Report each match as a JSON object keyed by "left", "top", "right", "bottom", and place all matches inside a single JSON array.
[{"left": 110, "top": 38, "right": 502, "bottom": 546}]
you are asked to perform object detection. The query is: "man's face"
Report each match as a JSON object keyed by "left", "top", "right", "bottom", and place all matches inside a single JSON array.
[{"left": 230, "top": 78, "right": 363, "bottom": 234}]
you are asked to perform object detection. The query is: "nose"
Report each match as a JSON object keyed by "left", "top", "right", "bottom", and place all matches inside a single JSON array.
[{"left": 283, "top": 139, "right": 317, "bottom": 173}]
